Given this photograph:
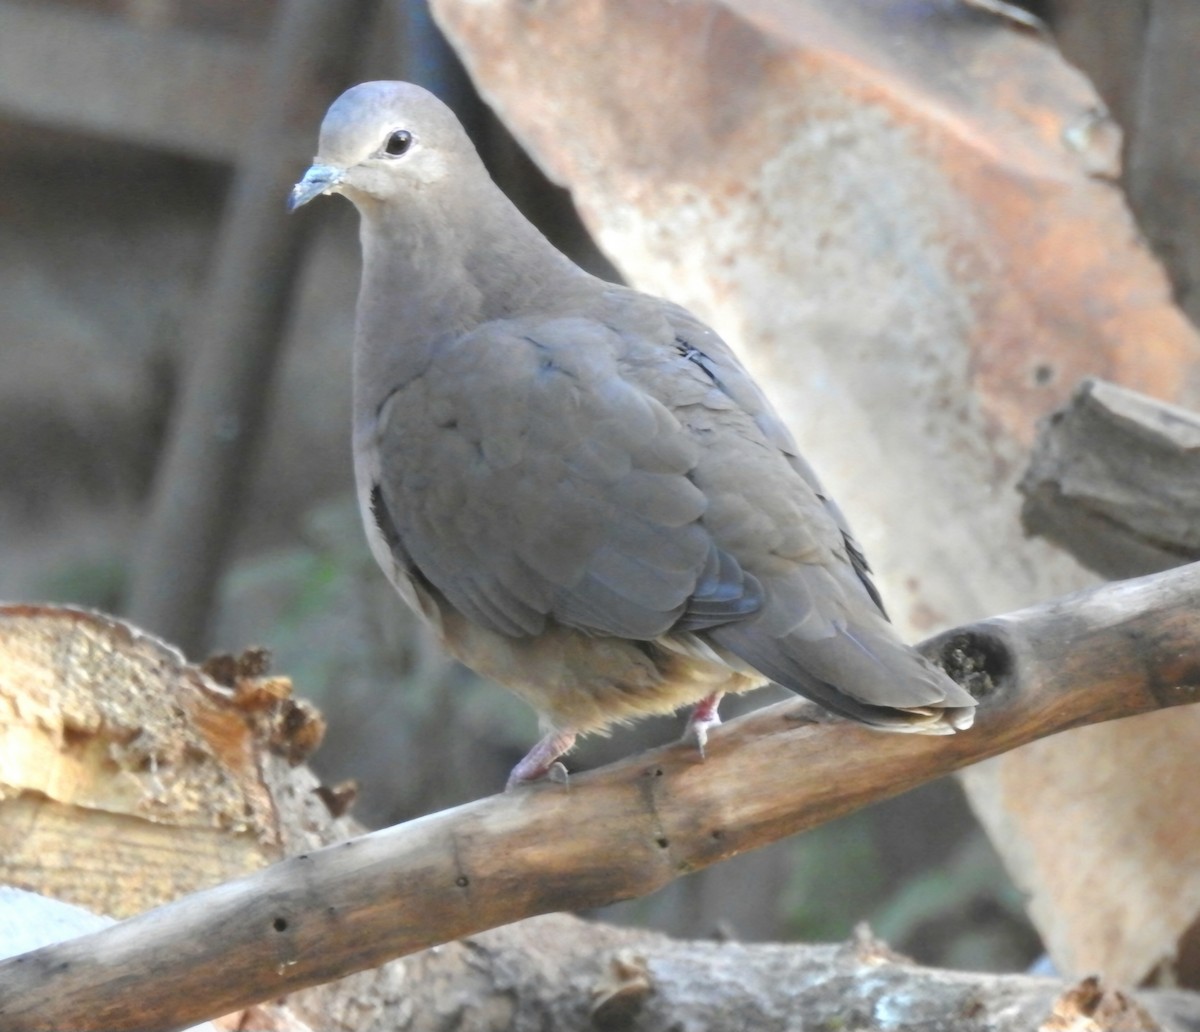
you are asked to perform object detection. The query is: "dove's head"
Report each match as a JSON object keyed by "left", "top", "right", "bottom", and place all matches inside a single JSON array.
[{"left": 288, "top": 81, "right": 478, "bottom": 213}]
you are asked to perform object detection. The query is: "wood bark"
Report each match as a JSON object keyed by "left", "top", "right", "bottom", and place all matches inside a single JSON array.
[
  {"left": 1, "top": 559, "right": 1199, "bottom": 1031},
  {"left": 238, "top": 915, "right": 1200, "bottom": 1032},
  {"left": 0, "top": 605, "right": 339, "bottom": 920},
  {"left": 1021, "top": 378, "right": 1200, "bottom": 578},
  {"left": 9, "top": 894, "right": 1199, "bottom": 1032}
]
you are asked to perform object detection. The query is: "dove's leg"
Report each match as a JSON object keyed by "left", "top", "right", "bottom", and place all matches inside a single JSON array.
[
  {"left": 683, "top": 692, "right": 725, "bottom": 757},
  {"left": 506, "top": 727, "right": 578, "bottom": 790}
]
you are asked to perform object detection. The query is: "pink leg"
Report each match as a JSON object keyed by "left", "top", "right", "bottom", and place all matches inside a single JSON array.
[
  {"left": 506, "top": 728, "right": 578, "bottom": 790},
  {"left": 683, "top": 692, "right": 725, "bottom": 758}
]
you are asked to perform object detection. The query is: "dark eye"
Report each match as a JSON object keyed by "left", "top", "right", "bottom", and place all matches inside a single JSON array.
[{"left": 384, "top": 129, "right": 413, "bottom": 156}]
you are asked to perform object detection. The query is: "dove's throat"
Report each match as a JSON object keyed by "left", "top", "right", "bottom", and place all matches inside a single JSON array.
[{"left": 351, "top": 174, "right": 583, "bottom": 414}]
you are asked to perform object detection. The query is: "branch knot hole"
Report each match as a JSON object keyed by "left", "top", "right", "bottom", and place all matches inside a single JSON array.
[{"left": 935, "top": 629, "right": 1013, "bottom": 701}]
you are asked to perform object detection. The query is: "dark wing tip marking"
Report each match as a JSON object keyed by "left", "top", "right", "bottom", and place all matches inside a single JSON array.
[
  {"left": 842, "top": 532, "right": 889, "bottom": 620},
  {"left": 674, "top": 545, "right": 764, "bottom": 632},
  {"left": 370, "top": 482, "right": 403, "bottom": 553},
  {"left": 675, "top": 336, "right": 724, "bottom": 388}
]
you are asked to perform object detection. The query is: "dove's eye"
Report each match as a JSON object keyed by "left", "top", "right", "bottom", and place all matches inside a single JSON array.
[{"left": 384, "top": 130, "right": 413, "bottom": 156}]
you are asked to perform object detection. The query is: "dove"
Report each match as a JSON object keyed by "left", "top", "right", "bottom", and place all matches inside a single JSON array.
[{"left": 289, "top": 81, "right": 975, "bottom": 789}]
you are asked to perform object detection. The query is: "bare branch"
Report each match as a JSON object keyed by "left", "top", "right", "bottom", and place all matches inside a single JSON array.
[{"left": 1, "top": 561, "right": 1199, "bottom": 1031}]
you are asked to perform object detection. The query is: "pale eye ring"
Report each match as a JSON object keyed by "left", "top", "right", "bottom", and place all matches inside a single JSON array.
[{"left": 384, "top": 129, "right": 413, "bottom": 156}]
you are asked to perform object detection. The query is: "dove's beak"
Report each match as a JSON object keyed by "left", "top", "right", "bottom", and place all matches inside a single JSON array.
[{"left": 287, "top": 163, "right": 345, "bottom": 212}]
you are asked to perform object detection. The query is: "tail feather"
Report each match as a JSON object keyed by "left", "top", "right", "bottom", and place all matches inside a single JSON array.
[{"left": 708, "top": 615, "right": 976, "bottom": 734}]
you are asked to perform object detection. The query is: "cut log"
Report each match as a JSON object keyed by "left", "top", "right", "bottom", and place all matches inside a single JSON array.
[
  {"left": 1021, "top": 378, "right": 1200, "bottom": 578},
  {"left": 0, "top": 605, "right": 335, "bottom": 920}
]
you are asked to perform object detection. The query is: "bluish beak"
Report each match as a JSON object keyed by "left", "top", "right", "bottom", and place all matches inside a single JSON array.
[{"left": 287, "top": 164, "right": 345, "bottom": 212}]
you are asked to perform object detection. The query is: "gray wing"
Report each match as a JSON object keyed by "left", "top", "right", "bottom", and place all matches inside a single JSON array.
[
  {"left": 365, "top": 298, "right": 973, "bottom": 728},
  {"left": 658, "top": 303, "right": 974, "bottom": 726},
  {"left": 662, "top": 304, "right": 888, "bottom": 617},
  {"left": 365, "top": 314, "right": 762, "bottom": 641}
]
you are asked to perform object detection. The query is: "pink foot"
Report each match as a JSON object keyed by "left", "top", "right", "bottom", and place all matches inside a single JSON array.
[
  {"left": 683, "top": 692, "right": 724, "bottom": 758},
  {"left": 506, "top": 728, "right": 578, "bottom": 790}
]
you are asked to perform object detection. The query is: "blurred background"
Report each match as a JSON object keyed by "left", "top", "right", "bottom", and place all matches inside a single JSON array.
[{"left": 4, "top": 0, "right": 1196, "bottom": 976}]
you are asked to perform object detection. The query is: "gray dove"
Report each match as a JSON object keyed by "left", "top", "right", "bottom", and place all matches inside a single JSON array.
[{"left": 289, "top": 81, "right": 975, "bottom": 789}]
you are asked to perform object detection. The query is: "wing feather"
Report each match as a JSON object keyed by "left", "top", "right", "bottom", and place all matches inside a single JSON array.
[
  {"left": 360, "top": 293, "right": 971, "bottom": 731},
  {"left": 367, "top": 316, "right": 762, "bottom": 640}
]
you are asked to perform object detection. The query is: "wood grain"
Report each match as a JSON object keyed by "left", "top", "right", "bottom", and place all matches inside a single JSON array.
[
  {"left": 1, "top": 562, "right": 1198, "bottom": 1031},
  {"left": 1021, "top": 377, "right": 1200, "bottom": 577}
]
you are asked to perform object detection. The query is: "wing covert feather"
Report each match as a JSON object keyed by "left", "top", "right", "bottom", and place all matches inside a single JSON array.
[
  {"left": 369, "top": 317, "right": 760, "bottom": 640},
  {"left": 364, "top": 299, "right": 886, "bottom": 664}
]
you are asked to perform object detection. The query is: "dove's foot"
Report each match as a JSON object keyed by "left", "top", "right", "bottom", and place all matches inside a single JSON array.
[
  {"left": 682, "top": 692, "right": 725, "bottom": 758},
  {"left": 506, "top": 728, "right": 577, "bottom": 790}
]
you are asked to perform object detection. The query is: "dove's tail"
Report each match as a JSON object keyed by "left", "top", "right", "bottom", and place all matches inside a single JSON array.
[{"left": 706, "top": 565, "right": 977, "bottom": 734}]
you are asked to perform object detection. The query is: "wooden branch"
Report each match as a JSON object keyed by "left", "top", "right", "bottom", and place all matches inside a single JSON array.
[
  {"left": 1021, "top": 378, "right": 1200, "bottom": 578},
  {"left": 287, "top": 912, "right": 1196, "bottom": 1032},
  {"left": 2, "top": 562, "right": 1200, "bottom": 1031}
]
